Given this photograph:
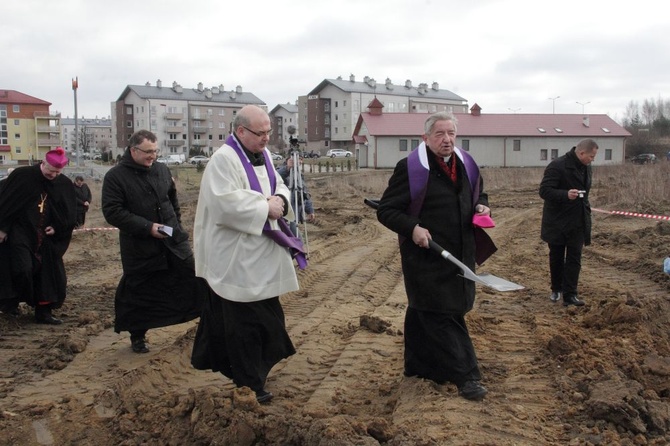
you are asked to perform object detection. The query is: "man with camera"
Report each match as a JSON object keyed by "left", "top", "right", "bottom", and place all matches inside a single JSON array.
[{"left": 539, "top": 138, "right": 598, "bottom": 307}]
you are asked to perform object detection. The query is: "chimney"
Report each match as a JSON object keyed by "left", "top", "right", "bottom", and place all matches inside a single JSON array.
[
  {"left": 470, "top": 103, "right": 482, "bottom": 117},
  {"left": 432, "top": 81, "right": 439, "bottom": 91},
  {"left": 157, "top": 79, "right": 162, "bottom": 88},
  {"left": 230, "top": 90, "right": 236, "bottom": 100},
  {"left": 236, "top": 85, "right": 243, "bottom": 93},
  {"left": 349, "top": 74, "right": 355, "bottom": 82},
  {"left": 405, "top": 79, "right": 412, "bottom": 88},
  {"left": 197, "top": 82, "right": 204, "bottom": 92},
  {"left": 205, "top": 89, "right": 212, "bottom": 99},
  {"left": 385, "top": 78, "right": 393, "bottom": 90},
  {"left": 582, "top": 116, "right": 590, "bottom": 127},
  {"left": 363, "top": 76, "right": 370, "bottom": 83}
]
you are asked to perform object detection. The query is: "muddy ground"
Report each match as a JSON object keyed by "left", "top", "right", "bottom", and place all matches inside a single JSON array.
[{"left": 1, "top": 167, "right": 669, "bottom": 446}]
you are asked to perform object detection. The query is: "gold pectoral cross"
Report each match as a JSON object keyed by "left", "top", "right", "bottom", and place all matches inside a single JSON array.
[{"left": 38, "top": 193, "right": 47, "bottom": 214}]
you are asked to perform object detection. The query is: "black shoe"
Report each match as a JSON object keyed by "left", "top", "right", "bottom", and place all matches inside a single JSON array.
[
  {"left": 549, "top": 291, "right": 561, "bottom": 303},
  {"left": 563, "top": 294, "right": 585, "bottom": 307},
  {"left": 458, "top": 380, "right": 488, "bottom": 401},
  {"left": 255, "top": 389, "right": 274, "bottom": 403},
  {"left": 35, "top": 307, "right": 63, "bottom": 325},
  {"left": 131, "top": 338, "right": 149, "bottom": 353}
]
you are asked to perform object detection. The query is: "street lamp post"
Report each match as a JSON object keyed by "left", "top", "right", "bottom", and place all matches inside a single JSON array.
[
  {"left": 548, "top": 96, "right": 560, "bottom": 114},
  {"left": 72, "top": 77, "right": 79, "bottom": 166},
  {"left": 576, "top": 101, "right": 591, "bottom": 114}
]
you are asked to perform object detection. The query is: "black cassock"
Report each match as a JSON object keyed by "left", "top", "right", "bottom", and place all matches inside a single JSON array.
[{"left": 0, "top": 165, "right": 76, "bottom": 309}]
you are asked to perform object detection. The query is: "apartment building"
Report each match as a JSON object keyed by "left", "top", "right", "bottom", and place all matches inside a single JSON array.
[
  {"left": 300, "top": 74, "right": 468, "bottom": 154},
  {"left": 269, "top": 103, "right": 299, "bottom": 151},
  {"left": 0, "top": 89, "right": 61, "bottom": 165},
  {"left": 61, "top": 117, "right": 113, "bottom": 157},
  {"left": 112, "top": 80, "right": 266, "bottom": 158}
]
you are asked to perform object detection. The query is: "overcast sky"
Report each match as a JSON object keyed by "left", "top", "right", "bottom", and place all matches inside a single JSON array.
[{"left": 4, "top": 0, "right": 668, "bottom": 124}]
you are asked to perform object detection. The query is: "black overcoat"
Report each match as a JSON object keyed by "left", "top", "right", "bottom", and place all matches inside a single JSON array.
[
  {"left": 539, "top": 148, "right": 593, "bottom": 246},
  {"left": 101, "top": 149, "right": 193, "bottom": 274},
  {"left": 377, "top": 153, "right": 488, "bottom": 315}
]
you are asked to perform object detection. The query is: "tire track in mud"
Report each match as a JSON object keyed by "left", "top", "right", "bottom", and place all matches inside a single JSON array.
[{"left": 271, "top": 212, "right": 405, "bottom": 409}]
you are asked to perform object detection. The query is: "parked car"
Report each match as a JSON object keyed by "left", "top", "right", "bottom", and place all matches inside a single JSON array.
[
  {"left": 326, "top": 149, "right": 353, "bottom": 158},
  {"left": 303, "top": 150, "right": 320, "bottom": 159},
  {"left": 189, "top": 155, "right": 210, "bottom": 164},
  {"left": 630, "top": 153, "right": 657, "bottom": 164},
  {"left": 156, "top": 157, "right": 181, "bottom": 165},
  {"left": 271, "top": 152, "right": 283, "bottom": 161}
]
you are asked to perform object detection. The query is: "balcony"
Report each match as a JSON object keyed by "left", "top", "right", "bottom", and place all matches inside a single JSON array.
[
  {"left": 33, "top": 111, "right": 61, "bottom": 118},
  {"left": 164, "top": 112, "right": 183, "bottom": 120},
  {"left": 38, "top": 138, "right": 62, "bottom": 147},
  {"left": 37, "top": 125, "right": 60, "bottom": 133},
  {"left": 165, "top": 126, "right": 182, "bottom": 133},
  {"left": 191, "top": 115, "right": 207, "bottom": 121},
  {"left": 192, "top": 127, "right": 208, "bottom": 134},
  {"left": 191, "top": 139, "right": 207, "bottom": 146},
  {"left": 166, "top": 140, "right": 185, "bottom": 147}
]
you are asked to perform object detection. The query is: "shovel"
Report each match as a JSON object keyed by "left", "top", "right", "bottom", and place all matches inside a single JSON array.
[
  {"left": 429, "top": 240, "right": 524, "bottom": 292},
  {"left": 364, "top": 197, "right": 523, "bottom": 292}
]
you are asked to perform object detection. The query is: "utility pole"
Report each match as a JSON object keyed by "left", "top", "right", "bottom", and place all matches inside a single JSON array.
[{"left": 548, "top": 96, "right": 560, "bottom": 114}]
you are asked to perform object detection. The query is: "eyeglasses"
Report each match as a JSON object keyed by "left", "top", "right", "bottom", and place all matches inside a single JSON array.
[
  {"left": 133, "top": 146, "right": 160, "bottom": 155},
  {"left": 242, "top": 126, "right": 272, "bottom": 138}
]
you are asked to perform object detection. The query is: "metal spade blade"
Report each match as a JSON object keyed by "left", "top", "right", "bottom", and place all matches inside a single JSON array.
[{"left": 429, "top": 240, "right": 524, "bottom": 292}]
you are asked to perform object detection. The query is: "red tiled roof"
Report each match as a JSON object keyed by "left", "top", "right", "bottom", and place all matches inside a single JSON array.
[
  {"left": 357, "top": 112, "right": 630, "bottom": 138},
  {"left": 0, "top": 90, "right": 52, "bottom": 106}
]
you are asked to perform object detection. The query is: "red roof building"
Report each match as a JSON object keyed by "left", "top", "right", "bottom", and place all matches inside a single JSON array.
[{"left": 353, "top": 103, "right": 630, "bottom": 168}]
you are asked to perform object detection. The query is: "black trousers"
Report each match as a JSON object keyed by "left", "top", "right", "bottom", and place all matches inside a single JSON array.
[{"left": 548, "top": 243, "right": 583, "bottom": 296}]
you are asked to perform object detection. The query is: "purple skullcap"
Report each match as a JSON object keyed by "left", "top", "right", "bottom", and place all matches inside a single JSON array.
[{"left": 45, "top": 147, "right": 68, "bottom": 168}]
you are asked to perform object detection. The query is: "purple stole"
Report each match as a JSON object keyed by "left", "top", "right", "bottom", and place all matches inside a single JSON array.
[
  {"left": 406, "top": 142, "right": 496, "bottom": 265},
  {"left": 226, "top": 135, "right": 307, "bottom": 270}
]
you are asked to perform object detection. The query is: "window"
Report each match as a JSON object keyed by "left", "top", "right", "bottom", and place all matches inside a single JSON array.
[
  {"left": 411, "top": 139, "right": 420, "bottom": 149},
  {"left": 540, "top": 149, "right": 548, "bottom": 160},
  {"left": 335, "top": 114, "right": 338, "bottom": 121},
  {"left": 513, "top": 140, "right": 521, "bottom": 151},
  {"left": 399, "top": 139, "right": 408, "bottom": 152},
  {"left": 387, "top": 103, "right": 395, "bottom": 112},
  {"left": 208, "top": 134, "right": 212, "bottom": 140},
  {"left": 343, "top": 100, "right": 347, "bottom": 106},
  {"left": 14, "top": 133, "right": 20, "bottom": 139},
  {"left": 605, "top": 149, "right": 612, "bottom": 160},
  {"left": 551, "top": 149, "right": 558, "bottom": 159},
  {"left": 461, "top": 139, "right": 470, "bottom": 151},
  {"left": 13, "top": 105, "right": 20, "bottom": 112},
  {"left": 126, "top": 106, "right": 133, "bottom": 114},
  {"left": 554, "top": 128, "right": 563, "bottom": 133},
  {"left": 14, "top": 119, "right": 19, "bottom": 125},
  {"left": 15, "top": 146, "right": 21, "bottom": 153},
  {"left": 219, "top": 134, "right": 223, "bottom": 140},
  {"left": 126, "top": 120, "right": 132, "bottom": 128}
]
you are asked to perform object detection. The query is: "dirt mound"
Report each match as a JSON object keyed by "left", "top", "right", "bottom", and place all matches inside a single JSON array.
[{"left": 1, "top": 169, "right": 669, "bottom": 445}]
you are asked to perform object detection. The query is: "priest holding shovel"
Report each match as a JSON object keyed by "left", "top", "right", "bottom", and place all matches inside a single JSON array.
[{"left": 376, "top": 112, "right": 493, "bottom": 401}]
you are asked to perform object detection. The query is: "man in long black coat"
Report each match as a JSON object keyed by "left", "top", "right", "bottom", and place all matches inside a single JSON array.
[
  {"left": 102, "top": 130, "right": 204, "bottom": 353},
  {"left": 377, "top": 112, "right": 491, "bottom": 401},
  {"left": 539, "top": 139, "right": 598, "bottom": 307},
  {"left": 0, "top": 148, "right": 76, "bottom": 323}
]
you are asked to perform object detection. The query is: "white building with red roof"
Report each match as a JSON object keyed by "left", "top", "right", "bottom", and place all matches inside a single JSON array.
[{"left": 353, "top": 102, "right": 631, "bottom": 169}]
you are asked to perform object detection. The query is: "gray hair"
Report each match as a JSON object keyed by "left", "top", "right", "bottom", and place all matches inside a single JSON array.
[
  {"left": 424, "top": 112, "right": 458, "bottom": 135},
  {"left": 576, "top": 138, "right": 598, "bottom": 154}
]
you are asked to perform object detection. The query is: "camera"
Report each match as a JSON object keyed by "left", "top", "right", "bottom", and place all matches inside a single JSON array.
[{"left": 577, "top": 190, "right": 586, "bottom": 198}]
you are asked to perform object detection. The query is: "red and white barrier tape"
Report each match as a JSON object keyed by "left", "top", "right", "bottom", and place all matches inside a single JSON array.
[
  {"left": 73, "top": 227, "right": 119, "bottom": 233},
  {"left": 592, "top": 208, "right": 670, "bottom": 221}
]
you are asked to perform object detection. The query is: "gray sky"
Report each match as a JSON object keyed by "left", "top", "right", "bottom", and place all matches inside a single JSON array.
[{"left": 4, "top": 0, "right": 668, "bottom": 123}]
